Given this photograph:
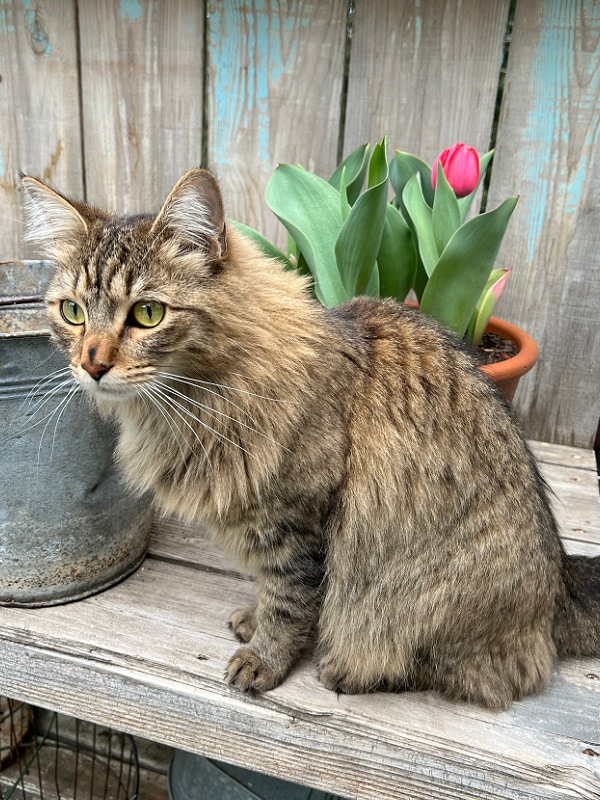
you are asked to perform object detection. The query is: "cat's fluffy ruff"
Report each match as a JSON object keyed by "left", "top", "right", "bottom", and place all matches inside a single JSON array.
[{"left": 22, "top": 169, "right": 600, "bottom": 709}]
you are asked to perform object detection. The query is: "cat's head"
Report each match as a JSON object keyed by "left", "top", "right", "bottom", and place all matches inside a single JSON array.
[{"left": 22, "top": 170, "right": 230, "bottom": 405}]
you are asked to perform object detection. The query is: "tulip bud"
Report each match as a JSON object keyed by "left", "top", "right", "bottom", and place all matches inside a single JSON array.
[{"left": 432, "top": 143, "right": 480, "bottom": 198}]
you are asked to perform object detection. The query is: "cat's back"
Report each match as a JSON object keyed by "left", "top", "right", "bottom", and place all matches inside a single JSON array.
[
  {"left": 325, "top": 295, "right": 550, "bottom": 528},
  {"left": 328, "top": 295, "right": 493, "bottom": 422}
]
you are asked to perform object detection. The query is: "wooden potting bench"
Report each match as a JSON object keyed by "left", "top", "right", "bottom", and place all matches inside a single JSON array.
[{"left": 0, "top": 441, "right": 598, "bottom": 800}]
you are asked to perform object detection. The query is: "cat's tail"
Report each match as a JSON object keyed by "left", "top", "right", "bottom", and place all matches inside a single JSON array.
[{"left": 553, "top": 554, "right": 600, "bottom": 657}]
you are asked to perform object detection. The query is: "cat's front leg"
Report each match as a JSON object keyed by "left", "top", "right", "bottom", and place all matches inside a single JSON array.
[{"left": 225, "top": 540, "right": 324, "bottom": 693}]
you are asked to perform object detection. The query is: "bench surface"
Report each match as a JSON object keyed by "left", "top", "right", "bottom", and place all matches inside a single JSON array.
[{"left": 1, "top": 441, "right": 599, "bottom": 800}]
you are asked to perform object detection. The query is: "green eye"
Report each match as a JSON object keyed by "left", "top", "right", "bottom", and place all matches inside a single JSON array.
[
  {"left": 60, "top": 300, "right": 85, "bottom": 326},
  {"left": 130, "top": 301, "right": 165, "bottom": 328}
]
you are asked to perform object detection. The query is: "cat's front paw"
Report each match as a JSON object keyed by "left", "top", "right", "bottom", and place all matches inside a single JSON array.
[
  {"left": 227, "top": 606, "right": 257, "bottom": 643},
  {"left": 225, "top": 646, "right": 286, "bottom": 693}
]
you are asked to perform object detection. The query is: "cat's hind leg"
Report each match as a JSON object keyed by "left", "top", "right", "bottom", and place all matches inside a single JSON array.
[
  {"left": 433, "top": 627, "right": 556, "bottom": 710},
  {"left": 316, "top": 584, "right": 421, "bottom": 695}
]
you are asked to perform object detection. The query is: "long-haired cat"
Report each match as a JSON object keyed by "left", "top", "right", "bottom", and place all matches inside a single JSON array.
[{"left": 22, "top": 169, "right": 600, "bottom": 709}]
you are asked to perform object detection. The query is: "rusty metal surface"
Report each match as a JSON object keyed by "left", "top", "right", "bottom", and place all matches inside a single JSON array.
[{"left": 0, "top": 262, "right": 151, "bottom": 607}]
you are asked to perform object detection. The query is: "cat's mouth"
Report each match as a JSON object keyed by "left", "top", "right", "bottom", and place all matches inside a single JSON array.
[{"left": 75, "top": 368, "right": 145, "bottom": 404}]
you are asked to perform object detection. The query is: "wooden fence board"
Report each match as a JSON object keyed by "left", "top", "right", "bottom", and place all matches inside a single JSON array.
[
  {"left": 343, "top": 0, "right": 511, "bottom": 163},
  {"left": 0, "top": 0, "right": 83, "bottom": 260},
  {"left": 205, "top": 0, "right": 348, "bottom": 244},
  {"left": 1, "top": 0, "right": 598, "bottom": 448},
  {"left": 487, "top": 0, "right": 600, "bottom": 449},
  {"left": 77, "top": 0, "right": 204, "bottom": 214}
]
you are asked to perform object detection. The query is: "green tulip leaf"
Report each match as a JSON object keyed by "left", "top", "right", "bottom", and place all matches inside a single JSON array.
[
  {"left": 338, "top": 166, "right": 352, "bottom": 222},
  {"left": 402, "top": 174, "right": 439, "bottom": 276},
  {"left": 419, "top": 196, "right": 518, "bottom": 336},
  {"left": 335, "top": 139, "right": 390, "bottom": 296},
  {"left": 390, "top": 150, "right": 434, "bottom": 209},
  {"left": 329, "top": 143, "right": 371, "bottom": 206},
  {"left": 432, "top": 162, "right": 461, "bottom": 254},
  {"left": 466, "top": 268, "right": 512, "bottom": 345},
  {"left": 377, "top": 203, "right": 417, "bottom": 302},
  {"left": 266, "top": 164, "right": 349, "bottom": 307}
]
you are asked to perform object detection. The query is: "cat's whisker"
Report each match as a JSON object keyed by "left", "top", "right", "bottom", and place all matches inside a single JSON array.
[
  {"left": 28, "top": 382, "right": 80, "bottom": 465},
  {"left": 149, "top": 381, "right": 263, "bottom": 465},
  {"left": 144, "top": 384, "right": 212, "bottom": 466},
  {"left": 156, "top": 371, "right": 273, "bottom": 431},
  {"left": 157, "top": 370, "right": 293, "bottom": 405},
  {"left": 47, "top": 384, "right": 80, "bottom": 461},
  {"left": 2, "top": 378, "right": 78, "bottom": 445},
  {"left": 27, "top": 377, "right": 77, "bottom": 426},
  {"left": 153, "top": 378, "right": 290, "bottom": 453},
  {"left": 137, "top": 384, "right": 201, "bottom": 468},
  {"left": 227, "top": 369, "right": 301, "bottom": 399},
  {"left": 19, "top": 367, "right": 73, "bottom": 416}
]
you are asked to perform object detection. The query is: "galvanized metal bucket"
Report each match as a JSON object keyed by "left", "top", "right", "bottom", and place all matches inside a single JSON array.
[
  {"left": 0, "top": 261, "right": 151, "bottom": 607},
  {"left": 168, "top": 749, "right": 334, "bottom": 800}
]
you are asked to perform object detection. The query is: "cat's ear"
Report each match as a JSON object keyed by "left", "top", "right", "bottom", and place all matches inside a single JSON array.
[
  {"left": 21, "top": 176, "right": 88, "bottom": 258},
  {"left": 151, "top": 169, "right": 227, "bottom": 257}
]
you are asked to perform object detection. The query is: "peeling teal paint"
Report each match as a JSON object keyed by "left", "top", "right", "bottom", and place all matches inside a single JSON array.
[
  {"left": 0, "top": 149, "right": 5, "bottom": 181},
  {"left": 414, "top": 0, "right": 422, "bottom": 49},
  {"left": 120, "top": 0, "right": 142, "bottom": 23},
  {"left": 521, "top": 0, "right": 600, "bottom": 261},
  {"left": 21, "top": 0, "right": 52, "bottom": 55},
  {"left": 0, "top": 0, "right": 16, "bottom": 36},
  {"left": 209, "top": 0, "right": 308, "bottom": 169}
]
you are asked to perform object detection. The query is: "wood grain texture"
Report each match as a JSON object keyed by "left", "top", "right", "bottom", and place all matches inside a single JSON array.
[
  {"left": 343, "top": 0, "right": 511, "bottom": 162},
  {"left": 205, "top": 0, "right": 348, "bottom": 245},
  {"left": 487, "top": 0, "right": 600, "bottom": 448},
  {"left": 77, "top": 0, "right": 204, "bottom": 213},
  {"left": 1, "top": 565, "right": 599, "bottom": 800},
  {"left": 0, "top": 443, "right": 597, "bottom": 800},
  {"left": 0, "top": 0, "right": 596, "bottom": 448},
  {"left": 530, "top": 441, "right": 600, "bottom": 551},
  {"left": 0, "top": 0, "right": 83, "bottom": 260}
]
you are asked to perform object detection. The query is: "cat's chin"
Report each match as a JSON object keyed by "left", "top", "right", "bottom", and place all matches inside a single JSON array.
[{"left": 80, "top": 380, "right": 138, "bottom": 405}]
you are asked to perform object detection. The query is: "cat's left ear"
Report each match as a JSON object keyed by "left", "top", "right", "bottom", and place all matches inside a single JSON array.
[
  {"left": 21, "top": 176, "right": 89, "bottom": 258},
  {"left": 151, "top": 169, "right": 227, "bottom": 258}
]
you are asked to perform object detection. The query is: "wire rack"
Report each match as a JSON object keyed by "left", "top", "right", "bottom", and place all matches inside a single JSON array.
[{"left": 0, "top": 699, "right": 139, "bottom": 800}]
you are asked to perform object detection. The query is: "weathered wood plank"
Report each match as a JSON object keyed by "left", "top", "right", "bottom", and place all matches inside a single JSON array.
[
  {"left": 343, "top": 0, "right": 510, "bottom": 162},
  {"left": 77, "top": 0, "right": 204, "bottom": 213},
  {"left": 0, "top": 553, "right": 598, "bottom": 800},
  {"left": 487, "top": 0, "right": 600, "bottom": 449},
  {"left": 530, "top": 441, "right": 597, "bottom": 471},
  {"left": 0, "top": 0, "right": 83, "bottom": 260},
  {"left": 527, "top": 442, "right": 600, "bottom": 551},
  {"left": 205, "top": 0, "right": 348, "bottom": 246}
]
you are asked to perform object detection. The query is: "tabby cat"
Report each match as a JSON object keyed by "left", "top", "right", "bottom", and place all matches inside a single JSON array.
[{"left": 22, "top": 169, "right": 600, "bottom": 709}]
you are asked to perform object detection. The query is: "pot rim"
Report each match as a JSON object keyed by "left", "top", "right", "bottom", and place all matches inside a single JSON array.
[{"left": 481, "top": 315, "right": 539, "bottom": 381}]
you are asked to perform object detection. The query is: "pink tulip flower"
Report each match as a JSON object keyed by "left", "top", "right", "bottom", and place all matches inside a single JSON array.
[{"left": 432, "top": 143, "right": 480, "bottom": 198}]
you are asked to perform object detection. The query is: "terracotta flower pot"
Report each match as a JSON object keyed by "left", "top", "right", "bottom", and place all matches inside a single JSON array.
[{"left": 480, "top": 316, "right": 538, "bottom": 402}]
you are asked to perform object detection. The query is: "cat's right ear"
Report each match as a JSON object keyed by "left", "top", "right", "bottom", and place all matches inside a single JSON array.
[
  {"left": 151, "top": 169, "right": 227, "bottom": 257},
  {"left": 21, "top": 176, "right": 88, "bottom": 257}
]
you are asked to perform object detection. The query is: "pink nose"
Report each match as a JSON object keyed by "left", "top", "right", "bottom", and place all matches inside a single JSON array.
[{"left": 82, "top": 362, "right": 111, "bottom": 381}]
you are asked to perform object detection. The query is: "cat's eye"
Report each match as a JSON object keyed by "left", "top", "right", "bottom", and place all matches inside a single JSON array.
[
  {"left": 60, "top": 300, "right": 85, "bottom": 326},
  {"left": 130, "top": 300, "right": 165, "bottom": 328}
]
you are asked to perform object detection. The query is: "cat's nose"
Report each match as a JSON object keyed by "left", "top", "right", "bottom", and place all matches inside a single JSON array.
[{"left": 81, "top": 362, "right": 112, "bottom": 381}]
